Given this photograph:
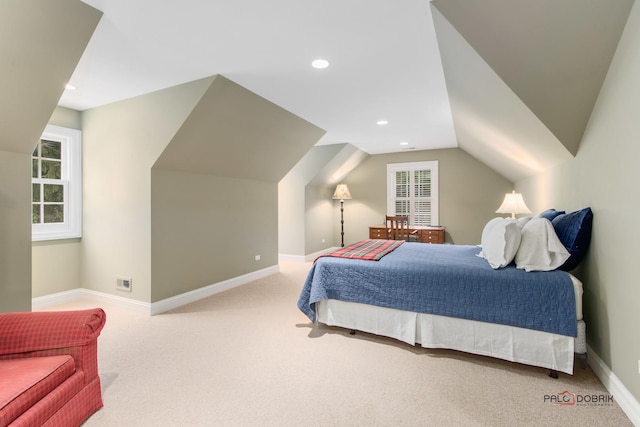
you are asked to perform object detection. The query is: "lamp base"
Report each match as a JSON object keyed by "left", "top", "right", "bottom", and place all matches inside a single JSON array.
[{"left": 339, "top": 199, "right": 345, "bottom": 247}]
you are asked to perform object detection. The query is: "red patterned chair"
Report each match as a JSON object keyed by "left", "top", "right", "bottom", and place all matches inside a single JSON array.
[{"left": 0, "top": 309, "right": 106, "bottom": 427}]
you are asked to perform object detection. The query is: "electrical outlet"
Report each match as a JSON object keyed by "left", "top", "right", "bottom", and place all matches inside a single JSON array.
[
  {"left": 255, "top": 255, "right": 261, "bottom": 261},
  {"left": 116, "top": 277, "right": 132, "bottom": 292}
]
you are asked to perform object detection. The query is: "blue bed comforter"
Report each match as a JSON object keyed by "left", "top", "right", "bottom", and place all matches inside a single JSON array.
[{"left": 297, "top": 243, "right": 577, "bottom": 337}]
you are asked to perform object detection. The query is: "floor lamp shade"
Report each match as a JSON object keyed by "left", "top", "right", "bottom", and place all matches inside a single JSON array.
[{"left": 332, "top": 184, "right": 352, "bottom": 201}]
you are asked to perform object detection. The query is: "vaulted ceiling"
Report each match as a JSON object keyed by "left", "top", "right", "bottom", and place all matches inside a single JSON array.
[
  {"left": 431, "top": 0, "right": 633, "bottom": 180},
  {"left": 58, "top": 0, "right": 633, "bottom": 181}
]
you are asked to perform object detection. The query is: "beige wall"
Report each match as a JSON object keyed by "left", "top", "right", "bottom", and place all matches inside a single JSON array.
[
  {"left": 150, "top": 170, "right": 277, "bottom": 301},
  {"left": 32, "top": 240, "right": 81, "bottom": 297},
  {"left": 517, "top": 1, "right": 640, "bottom": 402},
  {"left": 80, "top": 75, "right": 321, "bottom": 304},
  {"left": 304, "top": 184, "right": 335, "bottom": 254},
  {"left": 152, "top": 76, "right": 322, "bottom": 301},
  {"left": 341, "top": 148, "right": 513, "bottom": 246},
  {"left": 31, "top": 107, "right": 83, "bottom": 298},
  {"left": 154, "top": 76, "right": 324, "bottom": 182},
  {"left": 0, "top": 0, "right": 101, "bottom": 155},
  {"left": 279, "top": 145, "right": 344, "bottom": 257},
  {"left": 279, "top": 179, "right": 307, "bottom": 256},
  {"left": 80, "top": 79, "right": 211, "bottom": 302},
  {"left": 0, "top": 151, "right": 32, "bottom": 312},
  {"left": 0, "top": 1, "right": 100, "bottom": 311},
  {"left": 49, "top": 106, "right": 83, "bottom": 130}
]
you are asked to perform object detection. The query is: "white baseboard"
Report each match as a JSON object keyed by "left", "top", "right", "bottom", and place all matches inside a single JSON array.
[
  {"left": 587, "top": 345, "right": 640, "bottom": 426},
  {"left": 278, "top": 253, "right": 307, "bottom": 262},
  {"left": 32, "top": 288, "right": 152, "bottom": 315},
  {"left": 305, "top": 247, "right": 339, "bottom": 262},
  {"left": 279, "top": 247, "right": 338, "bottom": 263},
  {"left": 32, "top": 264, "right": 280, "bottom": 317},
  {"left": 149, "top": 265, "right": 279, "bottom": 315},
  {"left": 32, "top": 289, "right": 82, "bottom": 310},
  {"left": 83, "top": 289, "right": 152, "bottom": 315}
]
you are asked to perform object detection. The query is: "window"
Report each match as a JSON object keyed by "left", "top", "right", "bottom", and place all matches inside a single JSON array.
[
  {"left": 32, "top": 125, "right": 82, "bottom": 241},
  {"left": 387, "top": 161, "right": 438, "bottom": 226}
]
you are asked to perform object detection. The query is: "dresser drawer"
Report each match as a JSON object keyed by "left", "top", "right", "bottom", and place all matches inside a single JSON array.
[
  {"left": 369, "top": 228, "right": 388, "bottom": 239},
  {"left": 417, "top": 228, "right": 445, "bottom": 244},
  {"left": 369, "top": 225, "right": 444, "bottom": 243}
]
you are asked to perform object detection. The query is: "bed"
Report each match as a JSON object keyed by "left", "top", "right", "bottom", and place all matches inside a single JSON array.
[{"left": 297, "top": 208, "right": 593, "bottom": 376}]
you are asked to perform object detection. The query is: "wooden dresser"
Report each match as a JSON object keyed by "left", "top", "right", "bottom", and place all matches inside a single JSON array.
[{"left": 369, "top": 224, "right": 446, "bottom": 244}]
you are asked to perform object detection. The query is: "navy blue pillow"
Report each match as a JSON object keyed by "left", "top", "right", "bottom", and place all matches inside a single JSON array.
[
  {"left": 551, "top": 207, "right": 593, "bottom": 271},
  {"left": 539, "top": 208, "right": 565, "bottom": 221}
]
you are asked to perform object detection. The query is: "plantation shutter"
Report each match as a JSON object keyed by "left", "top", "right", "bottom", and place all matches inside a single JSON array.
[{"left": 387, "top": 161, "right": 438, "bottom": 226}]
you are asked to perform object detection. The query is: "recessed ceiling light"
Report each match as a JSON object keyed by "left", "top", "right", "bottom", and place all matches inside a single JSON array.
[
  {"left": 65, "top": 83, "right": 76, "bottom": 91},
  {"left": 311, "top": 58, "right": 330, "bottom": 69},
  {"left": 377, "top": 120, "right": 388, "bottom": 126},
  {"left": 400, "top": 141, "right": 409, "bottom": 146}
]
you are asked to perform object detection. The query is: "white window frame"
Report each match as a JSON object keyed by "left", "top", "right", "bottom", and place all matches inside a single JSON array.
[
  {"left": 32, "top": 125, "right": 82, "bottom": 241},
  {"left": 387, "top": 160, "right": 439, "bottom": 226}
]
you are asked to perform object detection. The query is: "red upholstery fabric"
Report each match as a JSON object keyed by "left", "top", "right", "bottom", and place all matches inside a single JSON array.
[
  {"left": 0, "top": 356, "right": 75, "bottom": 426},
  {"left": 0, "top": 309, "right": 106, "bottom": 427},
  {"left": 11, "top": 372, "right": 86, "bottom": 427}
]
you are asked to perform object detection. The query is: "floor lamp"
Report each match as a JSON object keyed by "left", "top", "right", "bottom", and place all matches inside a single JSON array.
[{"left": 332, "top": 183, "right": 352, "bottom": 247}]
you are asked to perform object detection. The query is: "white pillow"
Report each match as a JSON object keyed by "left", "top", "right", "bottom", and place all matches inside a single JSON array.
[
  {"left": 516, "top": 216, "right": 532, "bottom": 229},
  {"left": 478, "top": 217, "right": 521, "bottom": 269},
  {"left": 515, "top": 217, "right": 570, "bottom": 272}
]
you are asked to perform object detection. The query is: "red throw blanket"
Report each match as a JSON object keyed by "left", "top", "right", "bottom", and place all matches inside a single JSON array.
[{"left": 316, "top": 239, "right": 404, "bottom": 262}]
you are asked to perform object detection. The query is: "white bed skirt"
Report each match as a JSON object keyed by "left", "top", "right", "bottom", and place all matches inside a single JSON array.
[{"left": 317, "top": 299, "right": 585, "bottom": 375}]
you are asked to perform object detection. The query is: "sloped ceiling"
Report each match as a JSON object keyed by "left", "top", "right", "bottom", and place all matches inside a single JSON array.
[
  {"left": 308, "top": 144, "right": 369, "bottom": 187},
  {"left": 62, "top": 0, "right": 456, "bottom": 155},
  {"left": 27, "top": 0, "right": 632, "bottom": 183},
  {"left": 431, "top": 0, "right": 633, "bottom": 181},
  {"left": 153, "top": 75, "right": 326, "bottom": 182},
  {"left": 431, "top": 7, "right": 573, "bottom": 181},
  {"left": 0, "top": 0, "right": 101, "bottom": 154}
]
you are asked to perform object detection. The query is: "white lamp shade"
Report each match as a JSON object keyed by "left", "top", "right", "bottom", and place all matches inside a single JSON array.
[
  {"left": 496, "top": 191, "right": 531, "bottom": 217},
  {"left": 332, "top": 184, "right": 352, "bottom": 200}
]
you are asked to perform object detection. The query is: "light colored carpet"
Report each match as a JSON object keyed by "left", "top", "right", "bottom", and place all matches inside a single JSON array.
[{"left": 46, "top": 260, "right": 632, "bottom": 426}]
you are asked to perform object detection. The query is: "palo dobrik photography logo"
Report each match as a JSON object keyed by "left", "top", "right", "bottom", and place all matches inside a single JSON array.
[
  {"left": 544, "top": 390, "right": 614, "bottom": 407},
  {"left": 544, "top": 390, "right": 576, "bottom": 406}
]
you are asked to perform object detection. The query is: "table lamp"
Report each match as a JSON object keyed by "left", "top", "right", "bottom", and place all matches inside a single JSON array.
[{"left": 496, "top": 190, "right": 531, "bottom": 219}]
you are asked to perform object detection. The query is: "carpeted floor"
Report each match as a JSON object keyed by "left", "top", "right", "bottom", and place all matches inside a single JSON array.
[{"left": 46, "top": 260, "right": 633, "bottom": 426}]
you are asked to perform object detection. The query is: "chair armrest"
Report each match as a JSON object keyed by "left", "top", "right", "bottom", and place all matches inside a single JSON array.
[{"left": 0, "top": 309, "right": 106, "bottom": 357}]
